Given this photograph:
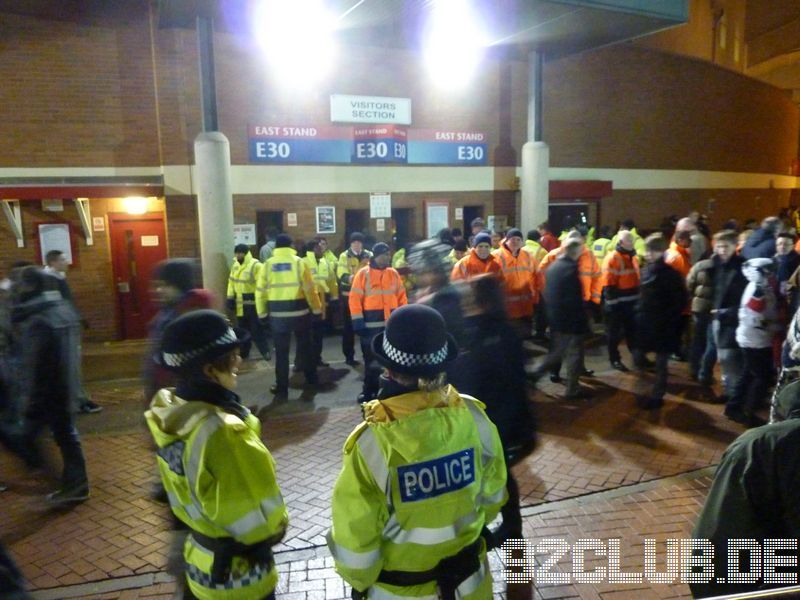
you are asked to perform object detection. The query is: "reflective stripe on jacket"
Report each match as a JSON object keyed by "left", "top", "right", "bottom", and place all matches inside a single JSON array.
[
  {"left": 492, "top": 243, "right": 537, "bottom": 318},
  {"left": 537, "top": 245, "right": 602, "bottom": 304},
  {"left": 145, "top": 390, "right": 288, "bottom": 599},
  {"left": 327, "top": 386, "right": 506, "bottom": 597},
  {"left": 348, "top": 266, "right": 408, "bottom": 332},
  {"left": 255, "top": 247, "right": 322, "bottom": 320},
  {"left": 592, "top": 238, "right": 611, "bottom": 260},
  {"left": 450, "top": 249, "right": 503, "bottom": 282},
  {"left": 226, "top": 253, "right": 261, "bottom": 317},
  {"left": 601, "top": 249, "right": 640, "bottom": 308},
  {"left": 338, "top": 249, "right": 372, "bottom": 297}
]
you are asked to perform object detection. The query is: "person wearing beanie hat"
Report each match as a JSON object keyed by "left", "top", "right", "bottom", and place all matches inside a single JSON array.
[
  {"left": 451, "top": 231, "right": 503, "bottom": 282},
  {"left": 328, "top": 304, "right": 507, "bottom": 599},
  {"left": 143, "top": 259, "right": 215, "bottom": 402},
  {"left": 0, "top": 266, "right": 89, "bottom": 504},
  {"left": 338, "top": 232, "right": 373, "bottom": 366},
  {"left": 349, "top": 240, "right": 407, "bottom": 403},
  {"left": 492, "top": 226, "right": 536, "bottom": 336},
  {"left": 256, "top": 233, "right": 323, "bottom": 400},
  {"left": 227, "top": 244, "right": 271, "bottom": 364},
  {"left": 145, "top": 310, "right": 287, "bottom": 600}
]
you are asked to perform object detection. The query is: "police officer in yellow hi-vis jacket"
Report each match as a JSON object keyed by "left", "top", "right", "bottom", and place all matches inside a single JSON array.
[
  {"left": 145, "top": 310, "right": 287, "bottom": 600},
  {"left": 226, "top": 244, "right": 271, "bottom": 361},
  {"left": 256, "top": 233, "right": 322, "bottom": 400},
  {"left": 327, "top": 304, "right": 507, "bottom": 599}
]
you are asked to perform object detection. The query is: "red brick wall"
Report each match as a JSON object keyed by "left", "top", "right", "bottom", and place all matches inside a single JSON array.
[{"left": 543, "top": 44, "right": 800, "bottom": 174}]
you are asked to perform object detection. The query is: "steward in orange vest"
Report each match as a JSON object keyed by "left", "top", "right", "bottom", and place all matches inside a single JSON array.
[
  {"left": 601, "top": 230, "right": 641, "bottom": 371},
  {"left": 348, "top": 243, "right": 408, "bottom": 403},
  {"left": 451, "top": 232, "right": 503, "bottom": 281},
  {"left": 492, "top": 228, "right": 537, "bottom": 322}
]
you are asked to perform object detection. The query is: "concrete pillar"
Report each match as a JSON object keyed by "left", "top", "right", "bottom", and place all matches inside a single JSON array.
[
  {"left": 520, "top": 142, "right": 550, "bottom": 233},
  {"left": 519, "top": 51, "right": 550, "bottom": 234},
  {"left": 195, "top": 131, "right": 234, "bottom": 300}
]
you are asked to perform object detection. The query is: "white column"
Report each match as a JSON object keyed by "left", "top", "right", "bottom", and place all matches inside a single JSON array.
[
  {"left": 194, "top": 131, "right": 234, "bottom": 301},
  {"left": 519, "top": 51, "right": 550, "bottom": 234}
]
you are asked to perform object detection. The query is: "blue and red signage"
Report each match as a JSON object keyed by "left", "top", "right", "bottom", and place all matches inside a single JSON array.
[
  {"left": 248, "top": 125, "right": 352, "bottom": 164},
  {"left": 248, "top": 125, "right": 487, "bottom": 166}
]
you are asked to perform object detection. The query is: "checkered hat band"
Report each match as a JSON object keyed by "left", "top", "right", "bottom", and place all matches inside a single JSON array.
[
  {"left": 382, "top": 336, "right": 448, "bottom": 368},
  {"left": 163, "top": 328, "right": 237, "bottom": 367}
]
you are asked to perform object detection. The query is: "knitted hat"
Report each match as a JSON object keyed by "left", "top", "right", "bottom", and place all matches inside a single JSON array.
[
  {"left": 408, "top": 239, "right": 452, "bottom": 274},
  {"left": 159, "top": 310, "right": 251, "bottom": 372},
  {"left": 372, "top": 242, "right": 390, "bottom": 257},
  {"left": 152, "top": 259, "right": 199, "bottom": 293},
  {"left": 275, "top": 234, "right": 292, "bottom": 248},
  {"left": 350, "top": 232, "right": 365, "bottom": 243},
  {"left": 473, "top": 232, "right": 491, "bottom": 246},
  {"left": 371, "top": 304, "right": 458, "bottom": 378},
  {"left": 234, "top": 243, "right": 249, "bottom": 254},
  {"left": 506, "top": 228, "right": 523, "bottom": 240}
]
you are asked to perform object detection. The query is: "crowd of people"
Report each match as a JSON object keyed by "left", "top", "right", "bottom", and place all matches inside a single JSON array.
[{"left": 4, "top": 208, "right": 800, "bottom": 598}]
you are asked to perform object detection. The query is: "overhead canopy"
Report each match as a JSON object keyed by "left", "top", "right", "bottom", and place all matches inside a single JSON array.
[{"left": 0, "top": 176, "right": 164, "bottom": 200}]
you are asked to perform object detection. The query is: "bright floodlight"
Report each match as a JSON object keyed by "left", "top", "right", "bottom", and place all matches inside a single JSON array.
[
  {"left": 253, "top": 0, "right": 337, "bottom": 87},
  {"left": 423, "top": 0, "right": 486, "bottom": 89}
]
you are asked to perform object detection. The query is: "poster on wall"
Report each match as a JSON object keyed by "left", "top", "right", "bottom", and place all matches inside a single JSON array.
[
  {"left": 425, "top": 201, "right": 449, "bottom": 238},
  {"left": 369, "top": 193, "right": 391, "bottom": 218},
  {"left": 38, "top": 223, "right": 74, "bottom": 265},
  {"left": 316, "top": 207, "right": 336, "bottom": 234},
  {"left": 233, "top": 224, "right": 257, "bottom": 246}
]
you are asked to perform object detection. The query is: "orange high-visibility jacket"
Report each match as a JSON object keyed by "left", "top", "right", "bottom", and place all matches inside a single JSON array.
[
  {"left": 665, "top": 241, "right": 692, "bottom": 279},
  {"left": 348, "top": 265, "right": 408, "bottom": 333},
  {"left": 537, "top": 245, "right": 602, "bottom": 304},
  {"left": 601, "top": 249, "right": 640, "bottom": 309},
  {"left": 451, "top": 248, "right": 504, "bottom": 281},
  {"left": 492, "top": 243, "right": 537, "bottom": 319}
]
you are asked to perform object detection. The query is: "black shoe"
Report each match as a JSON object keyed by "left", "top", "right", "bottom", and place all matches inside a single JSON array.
[
  {"left": 46, "top": 483, "right": 89, "bottom": 505},
  {"left": 725, "top": 407, "right": 766, "bottom": 428},
  {"left": 269, "top": 384, "right": 288, "bottom": 397},
  {"left": 581, "top": 368, "right": 595, "bottom": 377},
  {"left": 564, "top": 390, "right": 592, "bottom": 401},
  {"left": 610, "top": 361, "right": 629, "bottom": 372},
  {"left": 357, "top": 393, "right": 368, "bottom": 404},
  {"left": 346, "top": 358, "right": 360, "bottom": 367},
  {"left": 317, "top": 360, "right": 330, "bottom": 367},
  {"left": 0, "top": 482, "right": 7, "bottom": 492},
  {"left": 637, "top": 396, "right": 663, "bottom": 410},
  {"left": 79, "top": 400, "right": 103, "bottom": 414},
  {"left": 670, "top": 353, "right": 687, "bottom": 362},
  {"left": 549, "top": 374, "right": 563, "bottom": 384}
]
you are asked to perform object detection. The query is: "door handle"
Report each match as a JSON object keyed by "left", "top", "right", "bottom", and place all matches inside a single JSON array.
[{"left": 117, "top": 281, "right": 131, "bottom": 293}]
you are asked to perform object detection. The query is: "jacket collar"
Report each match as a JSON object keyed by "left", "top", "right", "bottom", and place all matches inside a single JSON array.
[
  {"left": 175, "top": 378, "right": 249, "bottom": 421},
  {"left": 273, "top": 247, "right": 296, "bottom": 258},
  {"left": 12, "top": 290, "right": 63, "bottom": 323},
  {"left": 366, "top": 383, "right": 463, "bottom": 423}
]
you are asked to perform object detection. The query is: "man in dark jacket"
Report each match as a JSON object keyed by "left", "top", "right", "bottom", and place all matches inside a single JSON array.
[
  {"left": 634, "top": 234, "right": 687, "bottom": 409},
  {"left": 741, "top": 216, "right": 780, "bottom": 259},
  {"left": 527, "top": 239, "right": 590, "bottom": 399},
  {"left": 690, "top": 389, "right": 800, "bottom": 598},
  {"left": 0, "top": 267, "right": 88, "bottom": 504}
]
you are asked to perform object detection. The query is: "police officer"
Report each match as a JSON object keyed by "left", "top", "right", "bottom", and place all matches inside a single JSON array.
[
  {"left": 327, "top": 304, "right": 507, "bottom": 599},
  {"left": 256, "top": 234, "right": 322, "bottom": 400},
  {"left": 226, "top": 244, "right": 271, "bottom": 361},
  {"left": 145, "top": 310, "right": 287, "bottom": 600},
  {"left": 338, "top": 232, "right": 372, "bottom": 366}
]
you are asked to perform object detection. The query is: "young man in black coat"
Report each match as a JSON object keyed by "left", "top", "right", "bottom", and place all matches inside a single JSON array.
[
  {"left": 634, "top": 234, "right": 687, "bottom": 409},
  {"left": 528, "top": 239, "right": 591, "bottom": 399},
  {"left": 0, "top": 267, "right": 88, "bottom": 503}
]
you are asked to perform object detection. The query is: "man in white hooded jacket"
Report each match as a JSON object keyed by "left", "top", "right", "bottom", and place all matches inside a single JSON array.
[{"left": 725, "top": 258, "right": 779, "bottom": 427}]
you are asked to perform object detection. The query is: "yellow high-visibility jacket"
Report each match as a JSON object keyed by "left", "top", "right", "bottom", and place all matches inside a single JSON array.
[
  {"left": 328, "top": 386, "right": 507, "bottom": 598},
  {"left": 226, "top": 252, "right": 261, "bottom": 317},
  {"left": 255, "top": 247, "right": 321, "bottom": 322},
  {"left": 145, "top": 388, "right": 288, "bottom": 600}
]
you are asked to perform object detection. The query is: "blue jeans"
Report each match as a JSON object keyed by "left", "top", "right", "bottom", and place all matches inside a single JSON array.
[
  {"left": 691, "top": 314, "right": 718, "bottom": 381},
  {"left": 712, "top": 320, "right": 743, "bottom": 399}
]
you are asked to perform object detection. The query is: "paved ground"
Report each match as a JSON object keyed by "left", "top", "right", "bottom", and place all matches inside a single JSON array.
[{"left": 0, "top": 334, "right": 756, "bottom": 599}]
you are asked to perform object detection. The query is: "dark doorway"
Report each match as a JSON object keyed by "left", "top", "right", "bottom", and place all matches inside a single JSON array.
[
  {"left": 462, "top": 205, "right": 484, "bottom": 233},
  {"left": 256, "top": 210, "right": 283, "bottom": 247},
  {"left": 548, "top": 203, "right": 591, "bottom": 235},
  {"left": 391, "top": 208, "right": 413, "bottom": 248},
  {"left": 345, "top": 209, "right": 369, "bottom": 242}
]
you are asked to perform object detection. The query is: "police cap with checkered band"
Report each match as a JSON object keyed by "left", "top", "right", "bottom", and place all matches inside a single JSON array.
[
  {"left": 159, "top": 310, "right": 251, "bottom": 372},
  {"left": 371, "top": 304, "right": 458, "bottom": 378}
]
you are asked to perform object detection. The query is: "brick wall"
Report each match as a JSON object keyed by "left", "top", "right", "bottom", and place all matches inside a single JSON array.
[{"left": 543, "top": 44, "right": 800, "bottom": 174}]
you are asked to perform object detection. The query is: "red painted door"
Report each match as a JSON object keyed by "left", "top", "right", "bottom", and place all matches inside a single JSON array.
[{"left": 109, "top": 213, "right": 168, "bottom": 339}]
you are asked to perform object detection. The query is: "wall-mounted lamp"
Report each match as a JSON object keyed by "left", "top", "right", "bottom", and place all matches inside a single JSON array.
[{"left": 123, "top": 196, "right": 149, "bottom": 215}]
